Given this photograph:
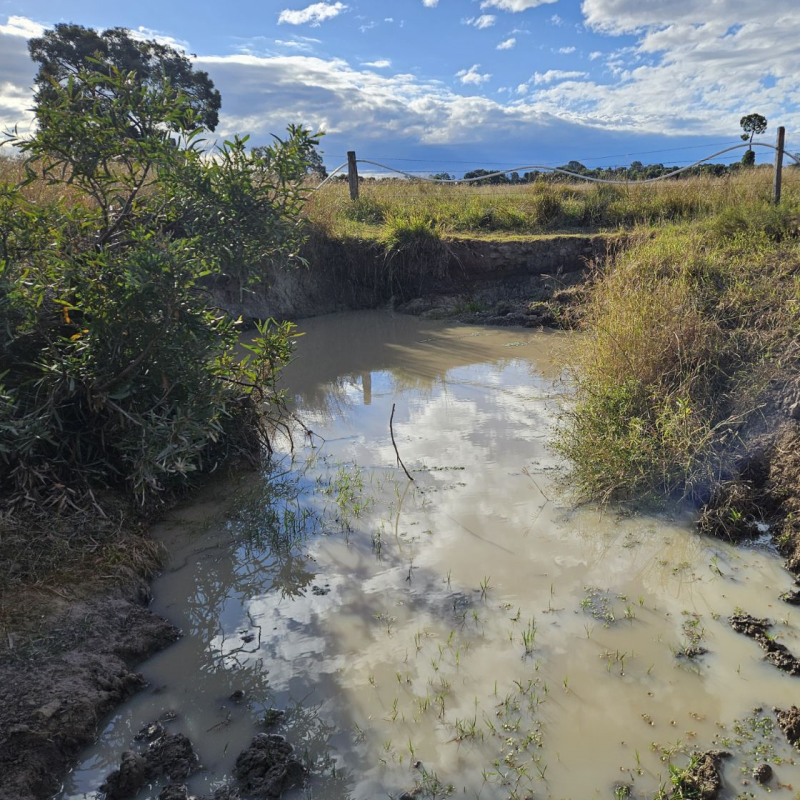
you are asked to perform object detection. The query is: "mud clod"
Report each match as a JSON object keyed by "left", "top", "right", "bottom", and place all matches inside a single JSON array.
[
  {"left": 101, "top": 733, "right": 198, "bottom": 799},
  {"left": 780, "top": 586, "right": 800, "bottom": 605},
  {"left": 753, "top": 763, "right": 773, "bottom": 784},
  {"left": 233, "top": 733, "right": 305, "bottom": 798},
  {"left": 674, "top": 750, "right": 730, "bottom": 800},
  {"left": 728, "top": 613, "right": 800, "bottom": 675},
  {"left": 776, "top": 706, "right": 800, "bottom": 749}
]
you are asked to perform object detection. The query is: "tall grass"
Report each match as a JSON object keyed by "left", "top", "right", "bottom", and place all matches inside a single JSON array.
[
  {"left": 306, "top": 167, "right": 800, "bottom": 238},
  {"left": 554, "top": 202, "right": 800, "bottom": 505}
]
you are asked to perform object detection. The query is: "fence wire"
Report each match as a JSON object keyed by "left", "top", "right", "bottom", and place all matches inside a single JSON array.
[{"left": 315, "top": 141, "right": 799, "bottom": 191}]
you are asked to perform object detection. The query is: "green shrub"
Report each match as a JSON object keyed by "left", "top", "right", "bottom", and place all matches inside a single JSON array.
[{"left": 0, "top": 66, "right": 315, "bottom": 510}]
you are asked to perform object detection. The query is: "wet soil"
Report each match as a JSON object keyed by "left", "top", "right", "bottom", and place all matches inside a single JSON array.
[
  {"left": 776, "top": 706, "right": 800, "bottom": 749},
  {"left": 396, "top": 266, "right": 590, "bottom": 329},
  {"left": 699, "top": 372, "right": 800, "bottom": 581},
  {"left": 729, "top": 612, "right": 800, "bottom": 675},
  {"left": 0, "top": 568, "right": 179, "bottom": 800},
  {"left": 679, "top": 750, "right": 729, "bottom": 800}
]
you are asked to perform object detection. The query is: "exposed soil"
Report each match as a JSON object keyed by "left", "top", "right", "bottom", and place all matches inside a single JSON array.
[
  {"left": 395, "top": 266, "right": 591, "bottom": 330},
  {"left": 0, "top": 553, "right": 180, "bottom": 800},
  {"left": 232, "top": 733, "right": 306, "bottom": 798},
  {"left": 728, "top": 612, "right": 800, "bottom": 675},
  {"left": 676, "top": 750, "right": 730, "bottom": 800},
  {"left": 101, "top": 732, "right": 198, "bottom": 799},
  {"left": 776, "top": 706, "right": 800, "bottom": 749}
]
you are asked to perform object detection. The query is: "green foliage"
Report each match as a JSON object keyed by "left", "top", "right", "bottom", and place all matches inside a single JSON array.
[
  {"left": 0, "top": 64, "right": 317, "bottom": 510},
  {"left": 741, "top": 149, "right": 756, "bottom": 167},
  {"left": 28, "top": 23, "right": 221, "bottom": 131},
  {"left": 740, "top": 113, "right": 767, "bottom": 146}
]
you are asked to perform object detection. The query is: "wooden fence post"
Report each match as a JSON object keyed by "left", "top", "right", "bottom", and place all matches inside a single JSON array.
[
  {"left": 774, "top": 126, "right": 785, "bottom": 205},
  {"left": 347, "top": 151, "right": 359, "bottom": 201}
]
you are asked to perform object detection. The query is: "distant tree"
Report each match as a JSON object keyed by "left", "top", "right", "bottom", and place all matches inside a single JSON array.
[
  {"left": 430, "top": 172, "right": 454, "bottom": 181},
  {"left": 739, "top": 113, "right": 767, "bottom": 152},
  {"left": 741, "top": 149, "right": 756, "bottom": 167},
  {"left": 28, "top": 23, "right": 221, "bottom": 131},
  {"left": 463, "top": 168, "right": 508, "bottom": 185},
  {"left": 563, "top": 161, "right": 588, "bottom": 173}
]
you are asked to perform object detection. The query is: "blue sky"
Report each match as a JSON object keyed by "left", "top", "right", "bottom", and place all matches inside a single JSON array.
[{"left": 2, "top": 1, "right": 798, "bottom": 174}]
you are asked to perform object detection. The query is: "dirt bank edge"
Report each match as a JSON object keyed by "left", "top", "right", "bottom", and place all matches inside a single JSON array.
[{"left": 0, "top": 548, "right": 180, "bottom": 800}]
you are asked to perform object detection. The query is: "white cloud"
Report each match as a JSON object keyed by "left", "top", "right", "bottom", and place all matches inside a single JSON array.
[
  {"left": 463, "top": 15, "right": 497, "bottom": 29},
  {"left": 274, "top": 38, "right": 320, "bottom": 51},
  {"left": 130, "top": 26, "right": 190, "bottom": 52},
  {"left": 588, "top": 51, "right": 602, "bottom": 60},
  {"left": 456, "top": 64, "right": 491, "bottom": 85},
  {"left": 525, "top": 0, "right": 800, "bottom": 138},
  {"left": 0, "top": 15, "right": 44, "bottom": 38},
  {"left": 550, "top": 13, "right": 563, "bottom": 26},
  {"left": 480, "top": 0, "right": 560, "bottom": 11},
  {"left": 364, "top": 59, "right": 391, "bottom": 68},
  {"left": 533, "top": 69, "right": 587, "bottom": 84},
  {"left": 278, "top": 2, "right": 347, "bottom": 26},
  {"left": 422, "top": 0, "right": 439, "bottom": 6},
  {"left": 558, "top": 46, "right": 575, "bottom": 54},
  {"left": 497, "top": 37, "right": 516, "bottom": 49}
]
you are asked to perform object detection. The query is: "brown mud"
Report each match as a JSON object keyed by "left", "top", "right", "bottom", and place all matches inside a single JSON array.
[
  {"left": 0, "top": 550, "right": 179, "bottom": 800},
  {"left": 776, "top": 706, "right": 800, "bottom": 749},
  {"left": 729, "top": 612, "right": 800, "bottom": 675},
  {"left": 678, "top": 750, "right": 729, "bottom": 800}
]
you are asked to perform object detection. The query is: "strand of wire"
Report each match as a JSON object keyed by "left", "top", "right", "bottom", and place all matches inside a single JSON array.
[{"left": 315, "top": 142, "right": 799, "bottom": 191}]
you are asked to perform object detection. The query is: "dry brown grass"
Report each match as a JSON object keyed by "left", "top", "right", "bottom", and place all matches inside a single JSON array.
[{"left": 305, "top": 167, "right": 800, "bottom": 239}]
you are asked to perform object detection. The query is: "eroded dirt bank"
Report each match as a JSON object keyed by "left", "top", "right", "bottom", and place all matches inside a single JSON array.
[
  {"left": 0, "top": 541, "right": 178, "bottom": 800},
  {"left": 209, "top": 232, "right": 618, "bottom": 325}
]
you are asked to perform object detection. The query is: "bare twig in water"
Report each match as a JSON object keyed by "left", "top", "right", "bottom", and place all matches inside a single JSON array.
[{"left": 390, "top": 403, "right": 415, "bottom": 483}]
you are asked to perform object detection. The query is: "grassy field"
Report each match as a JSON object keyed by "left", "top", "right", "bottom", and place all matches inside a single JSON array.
[{"left": 306, "top": 166, "right": 800, "bottom": 239}]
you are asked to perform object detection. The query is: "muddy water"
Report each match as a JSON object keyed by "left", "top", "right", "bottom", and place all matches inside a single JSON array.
[{"left": 60, "top": 311, "right": 799, "bottom": 800}]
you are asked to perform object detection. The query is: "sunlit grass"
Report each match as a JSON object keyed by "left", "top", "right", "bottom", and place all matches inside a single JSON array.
[{"left": 306, "top": 167, "right": 800, "bottom": 238}]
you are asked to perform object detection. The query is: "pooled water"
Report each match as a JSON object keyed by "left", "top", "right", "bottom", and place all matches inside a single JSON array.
[{"left": 60, "top": 311, "right": 799, "bottom": 800}]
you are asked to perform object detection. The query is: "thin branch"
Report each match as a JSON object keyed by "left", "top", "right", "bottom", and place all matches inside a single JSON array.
[{"left": 390, "top": 403, "right": 414, "bottom": 483}]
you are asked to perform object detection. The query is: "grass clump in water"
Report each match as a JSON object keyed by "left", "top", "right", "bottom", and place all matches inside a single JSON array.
[{"left": 554, "top": 203, "right": 800, "bottom": 506}]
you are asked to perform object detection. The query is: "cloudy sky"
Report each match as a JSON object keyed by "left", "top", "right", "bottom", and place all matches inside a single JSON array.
[{"left": 1, "top": 1, "right": 798, "bottom": 174}]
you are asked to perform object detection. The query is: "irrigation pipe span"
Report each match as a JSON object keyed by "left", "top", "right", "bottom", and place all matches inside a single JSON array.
[{"left": 315, "top": 141, "right": 800, "bottom": 190}]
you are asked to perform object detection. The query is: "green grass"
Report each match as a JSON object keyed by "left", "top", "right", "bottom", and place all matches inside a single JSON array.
[{"left": 553, "top": 200, "right": 800, "bottom": 505}]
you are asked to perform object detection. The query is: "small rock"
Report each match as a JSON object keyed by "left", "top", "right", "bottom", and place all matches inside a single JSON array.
[
  {"left": 311, "top": 585, "right": 330, "bottom": 596},
  {"left": 753, "top": 763, "right": 773, "bottom": 784},
  {"left": 241, "top": 633, "right": 256, "bottom": 643},
  {"left": 229, "top": 690, "right": 246, "bottom": 703}
]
